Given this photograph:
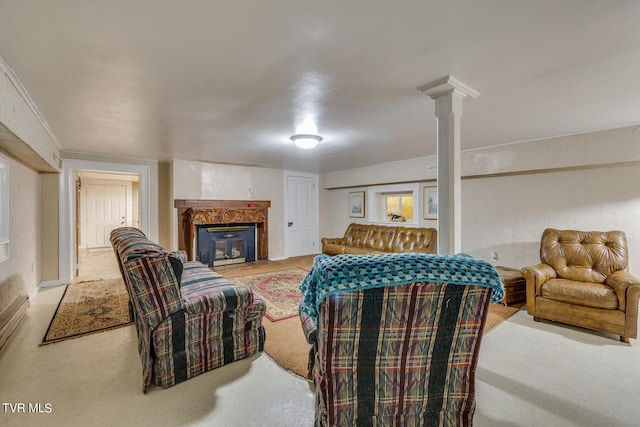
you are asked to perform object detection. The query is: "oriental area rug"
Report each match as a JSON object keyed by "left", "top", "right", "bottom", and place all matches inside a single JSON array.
[
  {"left": 41, "top": 278, "right": 131, "bottom": 345},
  {"left": 227, "top": 268, "right": 307, "bottom": 322}
]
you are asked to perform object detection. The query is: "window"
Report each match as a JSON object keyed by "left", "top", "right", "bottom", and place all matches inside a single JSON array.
[
  {"left": 0, "top": 154, "right": 8, "bottom": 262},
  {"left": 385, "top": 193, "right": 414, "bottom": 222},
  {"left": 368, "top": 183, "right": 419, "bottom": 225}
]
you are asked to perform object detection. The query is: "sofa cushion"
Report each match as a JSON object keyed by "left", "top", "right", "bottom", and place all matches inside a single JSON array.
[
  {"left": 391, "top": 226, "right": 436, "bottom": 253},
  {"left": 363, "top": 226, "right": 397, "bottom": 251},
  {"left": 179, "top": 262, "right": 255, "bottom": 313},
  {"left": 343, "top": 223, "right": 372, "bottom": 248},
  {"left": 343, "top": 246, "right": 385, "bottom": 255},
  {"left": 541, "top": 278, "right": 619, "bottom": 310}
]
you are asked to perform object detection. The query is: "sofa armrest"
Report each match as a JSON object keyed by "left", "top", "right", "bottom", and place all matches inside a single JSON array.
[
  {"left": 246, "top": 298, "right": 267, "bottom": 322},
  {"left": 182, "top": 284, "right": 255, "bottom": 315},
  {"left": 521, "top": 263, "right": 556, "bottom": 315},
  {"left": 125, "top": 255, "right": 183, "bottom": 330},
  {"left": 322, "top": 237, "right": 345, "bottom": 246},
  {"left": 521, "top": 263, "right": 556, "bottom": 295},
  {"left": 299, "top": 307, "right": 317, "bottom": 345},
  {"left": 169, "top": 250, "right": 188, "bottom": 263},
  {"left": 606, "top": 271, "right": 640, "bottom": 310}
]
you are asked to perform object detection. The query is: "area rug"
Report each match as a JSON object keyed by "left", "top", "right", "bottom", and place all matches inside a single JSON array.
[
  {"left": 228, "top": 268, "right": 307, "bottom": 322},
  {"left": 264, "top": 302, "right": 524, "bottom": 379},
  {"left": 41, "top": 278, "right": 131, "bottom": 345}
]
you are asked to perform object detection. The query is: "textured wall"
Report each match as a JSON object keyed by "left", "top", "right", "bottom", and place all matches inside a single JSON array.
[
  {"left": 171, "top": 159, "right": 286, "bottom": 258},
  {"left": 462, "top": 164, "right": 640, "bottom": 276},
  {"left": 0, "top": 157, "right": 40, "bottom": 315},
  {"left": 320, "top": 127, "right": 640, "bottom": 277}
]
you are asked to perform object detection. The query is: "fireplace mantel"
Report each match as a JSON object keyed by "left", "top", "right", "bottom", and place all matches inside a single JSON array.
[{"left": 174, "top": 199, "right": 271, "bottom": 261}]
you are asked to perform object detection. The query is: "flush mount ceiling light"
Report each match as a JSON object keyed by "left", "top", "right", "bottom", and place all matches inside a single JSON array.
[{"left": 291, "top": 134, "right": 322, "bottom": 149}]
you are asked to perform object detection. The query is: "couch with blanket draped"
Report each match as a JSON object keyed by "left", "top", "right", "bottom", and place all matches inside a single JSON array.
[
  {"left": 299, "top": 253, "right": 503, "bottom": 426},
  {"left": 110, "top": 227, "right": 266, "bottom": 392}
]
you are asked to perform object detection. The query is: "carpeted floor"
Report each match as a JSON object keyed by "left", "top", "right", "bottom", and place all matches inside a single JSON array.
[
  {"left": 41, "top": 278, "right": 131, "bottom": 345},
  {"left": 220, "top": 256, "right": 524, "bottom": 379},
  {"left": 48, "top": 256, "right": 522, "bottom": 378},
  {"left": 261, "top": 301, "right": 524, "bottom": 379}
]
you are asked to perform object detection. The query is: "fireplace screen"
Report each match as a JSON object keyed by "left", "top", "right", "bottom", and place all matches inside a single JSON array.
[
  {"left": 214, "top": 238, "right": 244, "bottom": 261},
  {"left": 198, "top": 225, "right": 256, "bottom": 267}
]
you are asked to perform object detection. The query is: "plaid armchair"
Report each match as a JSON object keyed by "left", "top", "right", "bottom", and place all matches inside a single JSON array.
[
  {"left": 110, "top": 227, "right": 266, "bottom": 392},
  {"left": 299, "top": 253, "right": 502, "bottom": 426}
]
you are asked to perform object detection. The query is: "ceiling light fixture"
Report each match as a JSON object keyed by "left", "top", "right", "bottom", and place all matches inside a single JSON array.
[{"left": 291, "top": 134, "right": 322, "bottom": 149}]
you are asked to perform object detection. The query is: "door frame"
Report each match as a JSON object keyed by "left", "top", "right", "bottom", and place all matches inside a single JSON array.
[
  {"left": 283, "top": 170, "right": 319, "bottom": 258},
  {"left": 59, "top": 159, "right": 151, "bottom": 284}
]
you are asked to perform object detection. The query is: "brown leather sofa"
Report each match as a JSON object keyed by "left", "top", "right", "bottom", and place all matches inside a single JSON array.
[
  {"left": 322, "top": 223, "right": 437, "bottom": 255},
  {"left": 521, "top": 228, "right": 640, "bottom": 343}
]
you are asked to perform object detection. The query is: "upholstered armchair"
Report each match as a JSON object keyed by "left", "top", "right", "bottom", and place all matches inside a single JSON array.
[
  {"left": 521, "top": 228, "right": 640, "bottom": 343},
  {"left": 299, "top": 253, "right": 504, "bottom": 426}
]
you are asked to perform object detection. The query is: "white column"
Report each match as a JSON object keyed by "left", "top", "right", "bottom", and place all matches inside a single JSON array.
[{"left": 418, "top": 76, "right": 479, "bottom": 255}]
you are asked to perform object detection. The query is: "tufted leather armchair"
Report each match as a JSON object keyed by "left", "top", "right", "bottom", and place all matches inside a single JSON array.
[{"left": 521, "top": 228, "right": 640, "bottom": 343}]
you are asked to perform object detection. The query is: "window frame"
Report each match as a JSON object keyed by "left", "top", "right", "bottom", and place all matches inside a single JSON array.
[{"left": 367, "top": 183, "right": 419, "bottom": 226}]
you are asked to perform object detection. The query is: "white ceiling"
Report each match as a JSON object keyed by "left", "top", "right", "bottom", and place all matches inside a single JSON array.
[{"left": 1, "top": 1, "right": 640, "bottom": 174}]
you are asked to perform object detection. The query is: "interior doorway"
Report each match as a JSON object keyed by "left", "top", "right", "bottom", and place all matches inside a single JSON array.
[
  {"left": 75, "top": 171, "right": 140, "bottom": 281},
  {"left": 59, "top": 159, "right": 152, "bottom": 285}
]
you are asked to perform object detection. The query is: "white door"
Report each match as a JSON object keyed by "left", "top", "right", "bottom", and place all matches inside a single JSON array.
[
  {"left": 286, "top": 174, "right": 318, "bottom": 257},
  {"left": 85, "top": 183, "right": 127, "bottom": 248}
]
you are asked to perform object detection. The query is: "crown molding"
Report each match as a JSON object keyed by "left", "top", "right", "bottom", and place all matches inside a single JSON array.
[{"left": 0, "top": 53, "right": 63, "bottom": 151}]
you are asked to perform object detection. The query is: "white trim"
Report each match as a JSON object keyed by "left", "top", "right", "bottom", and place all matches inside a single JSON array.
[
  {"left": 283, "top": 170, "right": 320, "bottom": 259},
  {"left": 0, "top": 52, "right": 63, "bottom": 151},
  {"left": 39, "top": 279, "right": 62, "bottom": 289},
  {"left": 59, "top": 159, "right": 151, "bottom": 284},
  {"left": 367, "top": 182, "right": 420, "bottom": 226},
  {"left": 0, "top": 154, "right": 9, "bottom": 263}
]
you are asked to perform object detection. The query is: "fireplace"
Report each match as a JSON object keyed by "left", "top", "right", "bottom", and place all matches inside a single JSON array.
[
  {"left": 174, "top": 199, "right": 271, "bottom": 263},
  {"left": 197, "top": 225, "right": 256, "bottom": 267}
]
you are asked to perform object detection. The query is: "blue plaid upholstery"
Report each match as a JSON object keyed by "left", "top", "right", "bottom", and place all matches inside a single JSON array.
[
  {"left": 111, "top": 227, "right": 266, "bottom": 392},
  {"left": 300, "top": 254, "right": 499, "bottom": 426}
]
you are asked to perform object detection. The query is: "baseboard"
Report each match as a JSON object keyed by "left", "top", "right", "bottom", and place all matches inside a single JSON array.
[
  {"left": 0, "top": 295, "right": 30, "bottom": 350},
  {"left": 40, "top": 279, "right": 62, "bottom": 288}
]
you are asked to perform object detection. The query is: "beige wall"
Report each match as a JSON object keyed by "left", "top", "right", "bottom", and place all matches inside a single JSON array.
[
  {"left": 157, "top": 162, "right": 171, "bottom": 248},
  {"left": 461, "top": 164, "right": 640, "bottom": 276},
  {"left": 320, "top": 126, "right": 640, "bottom": 276},
  {"left": 0, "top": 156, "right": 41, "bottom": 315},
  {"left": 170, "top": 159, "right": 286, "bottom": 258},
  {"left": 40, "top": 173, "right": 58, "bottom": 282}
]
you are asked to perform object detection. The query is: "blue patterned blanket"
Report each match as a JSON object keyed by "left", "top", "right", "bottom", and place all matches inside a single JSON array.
[{"left": 299, "top": 253, "right": 504, "bottom": 324}]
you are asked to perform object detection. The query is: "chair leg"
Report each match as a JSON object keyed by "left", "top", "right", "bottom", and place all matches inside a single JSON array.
[
  {"left": 533, "top": 316, "right": 541, "bottom": 322},
  {"left": 620, "top": 336, "right": 630, "bottom": 344}
]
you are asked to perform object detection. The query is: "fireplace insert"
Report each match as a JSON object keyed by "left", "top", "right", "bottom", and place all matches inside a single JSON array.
[{"left": 197, "top": 225, "right": 256, "bottom": 267}]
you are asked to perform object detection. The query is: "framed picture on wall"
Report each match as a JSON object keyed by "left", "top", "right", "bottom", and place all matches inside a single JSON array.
[
  {"left": 349, "top": 191, "right": 365, "bottom": 218},
  {"left": 423, "top": 186, "right": 437, "bottom": 219}
]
